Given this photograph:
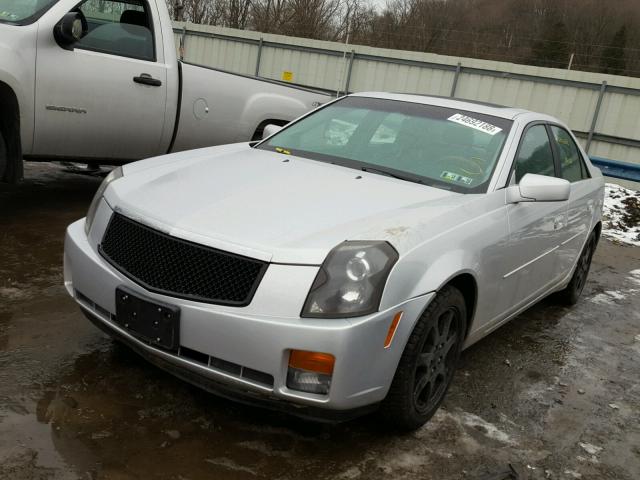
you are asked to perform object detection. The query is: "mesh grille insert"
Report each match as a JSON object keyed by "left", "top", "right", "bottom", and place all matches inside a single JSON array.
[{"left": 100, "top": 213, "right": 267, "bottom": 305}]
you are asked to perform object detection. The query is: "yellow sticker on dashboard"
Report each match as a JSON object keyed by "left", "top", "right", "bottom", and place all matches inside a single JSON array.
[{"left": 441, "top": 171, "right": 473, "bottom": 185}]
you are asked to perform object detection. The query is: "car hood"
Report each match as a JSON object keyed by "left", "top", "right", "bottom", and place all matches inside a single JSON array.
[{"left": 106, "top": 144, "right": 476, "bottom": 264}]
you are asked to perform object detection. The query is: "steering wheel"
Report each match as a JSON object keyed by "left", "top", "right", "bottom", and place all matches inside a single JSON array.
[{"left": 434, "top": 156, "right": 484, "bottom": 177}]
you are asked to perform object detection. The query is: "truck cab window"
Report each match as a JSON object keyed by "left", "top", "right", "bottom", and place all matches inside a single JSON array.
[{"left": 75, "top": 0, "right": 154, "bottom": 61}]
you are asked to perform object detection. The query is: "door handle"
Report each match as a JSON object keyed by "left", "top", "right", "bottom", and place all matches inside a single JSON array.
[{"left": 133, "top": 74, "right": 162, "bottom": 87}]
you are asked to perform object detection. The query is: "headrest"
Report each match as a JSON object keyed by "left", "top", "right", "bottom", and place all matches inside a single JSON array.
[{"left": 120, "top": 10, "right": 147, "bottom": 28}]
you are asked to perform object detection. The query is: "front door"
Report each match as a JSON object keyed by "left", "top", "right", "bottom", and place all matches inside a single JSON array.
[
  {"left": 34, "top": 0, "right": 167, "bottom": 161},
  {"left": 503, "top": 124, "right": 568, "bottom": 312},
  {"left": 549, "top": 125, "right": 597, "bottom": 276}
]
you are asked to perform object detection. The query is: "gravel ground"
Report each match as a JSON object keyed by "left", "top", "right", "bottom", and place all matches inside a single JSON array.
[{"left": 0, "top": 163, "right": 639, "bottom": 480}]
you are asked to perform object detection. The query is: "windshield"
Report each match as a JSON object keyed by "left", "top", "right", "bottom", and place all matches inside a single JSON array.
[
  {"left": 258, "top": 96, "right": 513, "bottom": 193},
  {"left": 0, "top": 0, "right": 58, "bottom": 23}
]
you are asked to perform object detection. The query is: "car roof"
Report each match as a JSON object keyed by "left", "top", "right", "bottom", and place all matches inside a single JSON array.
[{"left": 350, "top": 92, "right": 533, "bottom": 120}]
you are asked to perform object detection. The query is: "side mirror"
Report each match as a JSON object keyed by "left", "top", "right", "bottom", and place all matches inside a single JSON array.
[
  {"left": 262, "top": 124, "right": 283, "bottom": 140},
  {"left": 54, "top": 12, "right": 87, "bottom": 48},
  {"left": 506, "top": 173, "right": 570, "bottom": 204}
]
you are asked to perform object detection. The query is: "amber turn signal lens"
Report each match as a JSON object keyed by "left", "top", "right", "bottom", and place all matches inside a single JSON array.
[
  {"left": 288, "top": 350, "right": 335, "bottom": 375},
  {"left": 384, "top": 312, "right": 403, "bottom": 348}
]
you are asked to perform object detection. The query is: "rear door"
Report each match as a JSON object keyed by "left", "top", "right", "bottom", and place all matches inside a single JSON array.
[
  {"left": 33, "top": 0, "right": 167, "bottom": 161},
  {"left": 503, "top": 123, "right": 568, "bottom": 311},
  {"left": 549, "top": 125, "right": 596, "bottom": 277}
]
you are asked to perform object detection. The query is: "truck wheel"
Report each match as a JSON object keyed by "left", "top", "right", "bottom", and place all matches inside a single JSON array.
[
  {"left": 0, "top": 130, "right": 6, "bottom": 181},
  {"left": 555, "top": 232, "right": 597, "bottom": 305},
  {"left": 380, "top": 285, "right": 467, "bottom": 431}
]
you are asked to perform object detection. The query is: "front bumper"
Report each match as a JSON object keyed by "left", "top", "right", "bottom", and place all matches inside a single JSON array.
[{"left": 64, "top": 208, "right": 434, "bottom": 418}]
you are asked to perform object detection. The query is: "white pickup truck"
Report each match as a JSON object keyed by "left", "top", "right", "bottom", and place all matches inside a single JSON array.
[{"left": 0, "top": 0, "right": 329, "bottom": 183}]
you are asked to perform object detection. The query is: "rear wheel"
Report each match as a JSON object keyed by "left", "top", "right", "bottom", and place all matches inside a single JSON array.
[
  {"left": 0, "top": 130, "right": 7, "bottom": 181},
  {"left": 380, "top": 285, "right": 467, "bottom": 431},
  {"left": 556, "top": 232, "right": 597, "bottom": 305}
]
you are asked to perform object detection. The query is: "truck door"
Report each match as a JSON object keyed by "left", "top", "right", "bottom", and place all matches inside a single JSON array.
[{"left": 33, "top": 0, "right": 168, "bottom": 161}]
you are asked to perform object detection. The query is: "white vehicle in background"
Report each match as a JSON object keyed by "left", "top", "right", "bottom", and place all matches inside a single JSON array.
[{"left": 0, "top": 0, "right": 329, "bottom": 183}]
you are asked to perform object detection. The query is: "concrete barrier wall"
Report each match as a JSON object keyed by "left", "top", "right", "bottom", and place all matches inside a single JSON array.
[{"left": 174, "top": 23, "right": 640, "bottom": 165}]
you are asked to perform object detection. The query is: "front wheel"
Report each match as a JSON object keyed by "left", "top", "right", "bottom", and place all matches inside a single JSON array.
[
  {"left": 380, "top": 285, "right": 467, "bottom": 431},
  {"left": 555, "top": 232, "right": 597, "bottom": 305}
]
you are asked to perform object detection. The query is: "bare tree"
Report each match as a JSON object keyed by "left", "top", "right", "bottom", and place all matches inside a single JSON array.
[{"left": 166, "top": 0, "right": 640, "bottom": 77}]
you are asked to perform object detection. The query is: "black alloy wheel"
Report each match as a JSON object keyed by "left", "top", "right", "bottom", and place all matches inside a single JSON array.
[
  {"left": 381, "top": 285, "right": 467, "bottom": 431},
  {"left": 413, "top": 307, "right": 461, "bottom": 414},
  {"left": 556, "top": 232, "right": 598, "bottom": 305}
]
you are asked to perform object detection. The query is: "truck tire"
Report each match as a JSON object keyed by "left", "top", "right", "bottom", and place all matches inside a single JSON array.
[
  {"left": 0, "top": 130, "right": 7, "bottom": 181},
  {"left": 380, "top": 285, "right": 467, "bottom": 431}
]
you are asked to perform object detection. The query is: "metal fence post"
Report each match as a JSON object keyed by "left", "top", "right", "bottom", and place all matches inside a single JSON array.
[
  {"left": 586, "top": 81, "right": 607, "bottom": 154},
  {"left": 343, "top": 50, "right": 355, "bottom": 96},
  {"left": 450, "top": 62, "right": 462, "bottom": 97},
  {"left": 179, "top": 26, "right": 187, "bottom": 60},
  {"left": 255, "top": 38, "right": 263, "bottom": 77}
]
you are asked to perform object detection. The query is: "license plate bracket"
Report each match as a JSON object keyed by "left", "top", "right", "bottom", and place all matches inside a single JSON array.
[{"left": 115, "top": 286, "right": 180, "bottom": 351}]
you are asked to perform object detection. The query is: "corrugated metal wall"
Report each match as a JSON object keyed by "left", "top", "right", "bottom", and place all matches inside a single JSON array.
[{"left": 173, "top": 23, "right": 640, "bottom": 165}]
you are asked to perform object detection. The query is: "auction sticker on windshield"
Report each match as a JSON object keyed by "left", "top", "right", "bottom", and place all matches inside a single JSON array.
[{"left": 448, "top": 114, "right": 502, "bottom": 135}]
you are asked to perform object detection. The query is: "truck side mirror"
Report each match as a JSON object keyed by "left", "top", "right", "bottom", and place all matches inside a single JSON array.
[
  {"left": 54, "top": 11, "right": 87, "bottom": 48},
  {"left": 262, "top": 124, "right": 283, "bottom": 140}
]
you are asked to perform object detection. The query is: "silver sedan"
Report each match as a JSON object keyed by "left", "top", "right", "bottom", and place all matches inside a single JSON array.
[{"left": 64, "top": 93, "right": 604, "bottom": 430}]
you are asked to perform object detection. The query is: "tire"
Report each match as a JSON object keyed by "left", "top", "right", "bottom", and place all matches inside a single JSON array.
[
  {"left": 555, "top": 232, "right": 597, "bottom": 305},
  {"left": 380, "top": 285, "right": 467, "bottom": 431},
  {"left": 0, "top": 130, "right": 7, "bottom": 181}
]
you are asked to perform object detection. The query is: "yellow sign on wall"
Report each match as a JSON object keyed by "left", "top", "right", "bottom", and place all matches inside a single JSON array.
[{"left": 281, "top": 71, "right": 293, "bottom": 82}]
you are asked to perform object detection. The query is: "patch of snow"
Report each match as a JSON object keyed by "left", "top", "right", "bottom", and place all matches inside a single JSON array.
[
  {"left": 603, "top": 183, "right": 640, "bottom": 246},
  {"left": 204, "top": 457, "right": 257, "bottom": 476},
  {"left": 90, "top": 430, "right": 112, "bottom": 440},
  {"left": 457, "top": 412, "right": 516, "bottom": 445},
  {"left": 578, "top": 442, "right": 602, "bottom": 456},
  {"left": 0, "top": 287, "right": 28, "bottom": 301},
  {"left": 589, "top": 290, "right": 627, "bottom": 305},
  {"left": 337, "top": 466, "right": 362, "bottom": 479},
  {"left": 236, "top": 440, "right": 292, "bottom": 458},
  {"left": 378, "top": 451, "right": 429, "bottom": 473}
]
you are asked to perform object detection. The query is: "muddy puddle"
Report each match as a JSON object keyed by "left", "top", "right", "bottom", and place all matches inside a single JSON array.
[{"left": 1, "top": 163, "right": 639, "bottom": 479}]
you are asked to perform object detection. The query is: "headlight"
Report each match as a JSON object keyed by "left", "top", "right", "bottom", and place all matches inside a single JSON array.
[
  {"left": 84, "top": 166, "right": 123, "bottom": 235},
  {"left": 301, "top": 241, "right": 398, "bottom": 318}
]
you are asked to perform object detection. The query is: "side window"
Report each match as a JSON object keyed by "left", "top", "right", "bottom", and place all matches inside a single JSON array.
[
  {"left": 514, "top": 125, "right": 556, "bottom": 183},
  {"left": 550, "top": 126, "right": 590, "bottom": 182},
  {"left": 76, "top": 0, "right": 154, "bottom": 61}
]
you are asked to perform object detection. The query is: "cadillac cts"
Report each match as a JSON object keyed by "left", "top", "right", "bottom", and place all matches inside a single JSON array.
[{"left": 64, "top": 93, "right": 604, "bottom": 430}]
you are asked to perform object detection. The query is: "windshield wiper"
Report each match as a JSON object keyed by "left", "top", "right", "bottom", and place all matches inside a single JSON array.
[{"left": 361, "top": 166, "right": 424, "bottom": 185}]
